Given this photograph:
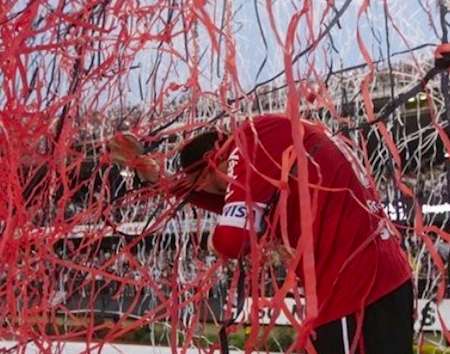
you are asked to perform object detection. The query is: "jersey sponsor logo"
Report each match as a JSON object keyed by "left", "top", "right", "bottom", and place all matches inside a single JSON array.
[
  {"left": 225, "top": 147, "right": 239, "bottom": 201},
  {"left": 223, "top": 203, "right": 247, "bottom": 218},
  {"left": 218, "top": 201, "right": 267, "bottom": 233}
]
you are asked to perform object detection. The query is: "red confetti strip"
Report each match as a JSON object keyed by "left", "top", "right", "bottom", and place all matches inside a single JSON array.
[{"left": 0, "top": 1, "right": 449, "bottom": 353}]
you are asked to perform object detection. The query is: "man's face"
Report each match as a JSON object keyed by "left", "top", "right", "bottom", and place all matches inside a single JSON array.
[{"left": 185, "top": 162, "right": 227, "bottom": 195}]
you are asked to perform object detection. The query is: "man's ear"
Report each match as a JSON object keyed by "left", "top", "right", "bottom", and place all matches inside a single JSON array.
[
  {"left": 211, "top": 135, "right": 232, "bottom": 163},
  {"left": 213, "top": 160, "right": 229, "bottom": 192}
]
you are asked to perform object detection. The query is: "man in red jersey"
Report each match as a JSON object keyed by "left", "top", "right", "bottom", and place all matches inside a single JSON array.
[{"left": 109, "top": 114, "right": 413, "bottom": 354}]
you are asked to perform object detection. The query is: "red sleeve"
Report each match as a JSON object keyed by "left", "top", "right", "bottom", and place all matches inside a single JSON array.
[
  {"left": 212, "top": 225, "right": 249, "bottom": 259},
  {"left": 185, "top": 191, "right": 224, "bottom": 214},
  {"left": 212, "top": 142, "right": 275, "bottom": 259},
  {"left": 169, "top": 179, "right": 224, "bottom": 214}
]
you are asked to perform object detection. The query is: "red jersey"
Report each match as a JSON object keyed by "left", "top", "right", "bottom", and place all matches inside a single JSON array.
[{"left": 189, "top": 115, "right": 411, "bottom": 327}]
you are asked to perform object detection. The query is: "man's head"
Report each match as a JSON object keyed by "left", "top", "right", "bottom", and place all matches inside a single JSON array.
[{"left": 179, "top": 130, "right": 229, "bottom": 195}]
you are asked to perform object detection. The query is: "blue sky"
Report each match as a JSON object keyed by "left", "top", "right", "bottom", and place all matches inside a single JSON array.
[
  {"left": 2, "top": 0, "right": 442, "bottom": 108},
  {"left": 122, "top": 0, "right": 441, "bottom": 105}
]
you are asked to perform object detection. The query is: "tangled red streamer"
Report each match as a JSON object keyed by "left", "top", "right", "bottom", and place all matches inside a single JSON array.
[{"left": 0, "top": 1, "right": 450, "bottom": 353}]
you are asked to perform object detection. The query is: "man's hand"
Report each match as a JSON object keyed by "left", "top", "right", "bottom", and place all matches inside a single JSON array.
[
  {"left": 108, "top": 133, "right": 144, "bottom": 166},
  {"left": 108, "top": 133, "right": 160, "bottom": 184}
]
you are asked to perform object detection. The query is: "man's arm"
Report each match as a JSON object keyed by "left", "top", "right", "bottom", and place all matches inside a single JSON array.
[
  {"left": 108, "top": 133, "right": 224, "bottom": 213},
  {"left": 108, "top": 133, "right": 160, "bottom": 184}
]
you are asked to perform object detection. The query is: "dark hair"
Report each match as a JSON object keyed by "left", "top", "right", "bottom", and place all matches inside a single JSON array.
[{"left": 179, "top": 130, "right": 223, "bottom": 173}]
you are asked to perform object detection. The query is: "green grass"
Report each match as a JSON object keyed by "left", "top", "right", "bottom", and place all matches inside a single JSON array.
[
  {"left": 42, "top": 316, "right": 450, "bottom": 352},
  {"left": 415, "top": 344, "right": 450, "bottom": 354}
]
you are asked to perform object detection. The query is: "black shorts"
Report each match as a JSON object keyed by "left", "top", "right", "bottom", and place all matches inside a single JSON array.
[{"left": 312, "top": 281, "right": 414, "bottom": 354}]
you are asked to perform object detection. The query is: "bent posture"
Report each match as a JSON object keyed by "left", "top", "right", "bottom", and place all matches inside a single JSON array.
[{"left": 110, "top": 114, "right": 413, "bottom": 354}]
